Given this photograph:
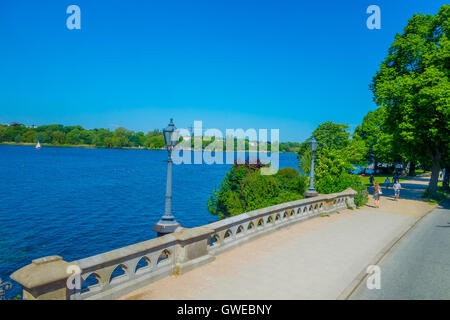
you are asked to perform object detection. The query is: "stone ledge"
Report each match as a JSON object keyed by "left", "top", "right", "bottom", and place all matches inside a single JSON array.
[
  {"left": 175, "top": 254, "right": 215, "bottom": 275},
  {"left": 11, "top": 256, "right": 72, "bottom": 289},
  {"left": 173, "top": 226, "right": 213, "bottom": 243}
]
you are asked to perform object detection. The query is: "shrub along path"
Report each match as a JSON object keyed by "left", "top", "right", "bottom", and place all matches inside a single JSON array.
[{"left": 119, "top": 176, "right": 436, "bottom": 300}]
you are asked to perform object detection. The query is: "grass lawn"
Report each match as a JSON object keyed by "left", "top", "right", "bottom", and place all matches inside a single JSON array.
[
  {"left": 359, "top": 174, "right": 408, "bottom": 186},
  {"left": 359, "top": 170, "right": 432, "bottom": 187}
]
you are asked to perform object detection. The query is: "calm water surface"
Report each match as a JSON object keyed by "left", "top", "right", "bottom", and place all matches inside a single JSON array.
[{"left": 0, "top": 145, "right": 299, "bottom": 298}]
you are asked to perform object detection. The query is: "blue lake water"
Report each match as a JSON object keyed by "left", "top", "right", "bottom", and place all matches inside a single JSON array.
[{"left": 0, "top": 145, "right": 299, "bottom": 298}]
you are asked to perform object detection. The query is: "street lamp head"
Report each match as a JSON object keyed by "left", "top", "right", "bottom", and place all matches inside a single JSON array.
[
  {"left": 163, "top": 118, "right": 177, "bottom": 148},
  {"left": 309, "top": 137, "right": 318, "bottom": 152}
]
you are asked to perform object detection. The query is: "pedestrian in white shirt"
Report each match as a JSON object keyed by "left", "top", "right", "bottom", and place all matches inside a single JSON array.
[{"left": 393, "top": 181, "right": 401, "bottom": 200}]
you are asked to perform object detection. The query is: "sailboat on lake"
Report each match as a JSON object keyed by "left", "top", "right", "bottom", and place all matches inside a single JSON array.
[{"left": 35, "top": 141, "right": 41, "bottom": 150}]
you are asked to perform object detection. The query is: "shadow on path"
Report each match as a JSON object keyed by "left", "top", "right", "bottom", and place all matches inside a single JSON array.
[{"left": 367, "top": 175, "right": 431, "bottom": 202}]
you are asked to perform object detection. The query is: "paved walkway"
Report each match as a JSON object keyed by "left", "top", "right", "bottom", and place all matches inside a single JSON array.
[
  {"left": 119, "top": 176, "right": 439, "bottom": 300},
  {"left": 350, "top": 199, "right": 450, "bottom": 300}
]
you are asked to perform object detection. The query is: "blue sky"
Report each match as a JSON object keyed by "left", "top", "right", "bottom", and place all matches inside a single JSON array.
[{"left": 0, "top": 0, "right": 446, "bottom": 141}]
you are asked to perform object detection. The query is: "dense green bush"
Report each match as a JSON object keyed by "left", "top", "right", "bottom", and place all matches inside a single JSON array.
[
  {"left": 316, "top": 171, "right": 368, "bottom": 207},
  {"left": 207, "top": 164, "right": 308, "bottom": 219}
]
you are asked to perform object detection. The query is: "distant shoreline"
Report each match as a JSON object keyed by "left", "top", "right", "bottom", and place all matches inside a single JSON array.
[
  {"left": 0, "top": 142, "right": 297, "bottom": 154},
  {"left": 0, "top": 142, "right": 159, "bottom": 150}
]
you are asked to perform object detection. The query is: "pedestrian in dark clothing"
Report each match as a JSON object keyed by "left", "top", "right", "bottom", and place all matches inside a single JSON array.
[{"left": 393, "top": 174, "right": 399, "bottom": 184}]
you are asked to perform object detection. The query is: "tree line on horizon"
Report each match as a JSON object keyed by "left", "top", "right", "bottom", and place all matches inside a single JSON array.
[
  {"left": 0, "top": 123, "right": 302, "bottom": 153},
  {"left": 0, "top": 123, "right": 166, "bottom": 149}
]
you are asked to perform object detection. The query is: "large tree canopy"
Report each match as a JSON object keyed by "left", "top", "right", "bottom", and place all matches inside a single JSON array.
[
  {"left": 354, "top": 106, "right": 403, "bottom": 168},
  {"left": 297, "top": 121, "right": 367, "bottom": 172},
  {"left": 370, "top": 5, "right": 450, "bottom": 195}
]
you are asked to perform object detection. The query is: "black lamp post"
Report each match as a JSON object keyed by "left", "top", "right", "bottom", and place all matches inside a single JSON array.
[
  {"left": 152, "top": 119, "right": 181, "bottom": 237},
  {"left": 304, "top": 137, "right": 319, "bottom": 198}
]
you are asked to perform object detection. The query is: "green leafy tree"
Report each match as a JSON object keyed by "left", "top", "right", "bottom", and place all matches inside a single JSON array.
[
  {"left": 66, "top": 128, "right": 81, "bottom": 145},
  {"left": 36, "top": 132, "right": 50, "bottom": 143},
  {"left": 51, "top": 131, "right": 66, "bottom": 144},
  {"left": 104, "top": 137, "right": 113, "bottom": 148},
  {"left": 354, "top": 107, "right": 408, "bottom": 174},
  {"left": 128, "top": 131, "right": 145, "bottom": 147},
  {"left": 20, "top": 130, "right": 36, "bottom": 143},
  {"left": 298, "top": 122, "right": 367, "bottom": 169},
  {"left": 355, "top": 107, "right": 391, "bottom": 165},
  {"left": 92, "top": 128, "right": 112, "bottom": 146},
  {"left": 279, "top": 141, "right": 301, "bottom": 153},
  {"left": 145, "top": 135, "right": 165, "bottom": 149},
  {"left": 79, "top": 130, "right": 93, "bottom": 145},
  {"left": 0, "top": 126, "right": 5, "bottom": 142},
  {"left": 370, "top": 5, "right": 450, "bottom": 195},
  {"left": 298, "top": 122, "right": 368, "bottom": 206},
  {"left": 111, "top": 127, "right": 130, "bottom": 148}
]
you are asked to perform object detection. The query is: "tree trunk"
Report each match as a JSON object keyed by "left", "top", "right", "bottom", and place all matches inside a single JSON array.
[
  {"left": 428, "top": 151, "right": 441, "bottom": 196},
  {"left": 408, "top": 161, "right": 416, "bottom": 176},
  {"left": 443, "top": 166, "right": 450, "bottom": 190}
]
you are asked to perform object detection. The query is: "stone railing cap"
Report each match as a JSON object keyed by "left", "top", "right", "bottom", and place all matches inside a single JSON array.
[
  {"left": 173, "top": 226, "right": 213, "bottom": 242},
  {"left": 343, "top": 187, "right": 358, "bottom": 195},
  {"left": 75, "top": 233, "right": 178, "bottom": 270},
  {"left": 206, "top": 188, "right": 358, "bottom": 230},
  {"left": 11, "top": 256, "right": 72, "bottom": 289},
  {"left": 32, "top": 255, "right": 62, "bottom": 265}
]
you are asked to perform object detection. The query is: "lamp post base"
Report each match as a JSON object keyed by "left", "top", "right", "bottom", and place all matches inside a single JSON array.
[
  {"left": 304, "top": 190, "right": 319, "bottom": 198},
  {"left": 152, "top": 221, "right": 181, "bottom": 237}
]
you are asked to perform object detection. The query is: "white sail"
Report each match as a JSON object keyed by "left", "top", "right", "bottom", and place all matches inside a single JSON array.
[{"left": 35, "top": 141, "right": 41, "bottom": 149}]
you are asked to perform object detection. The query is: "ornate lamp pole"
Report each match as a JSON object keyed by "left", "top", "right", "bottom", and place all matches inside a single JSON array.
[
  {"left": 152, "top": 119, "right": 181, "bottom": 237},
  {"left": 0, "top": 278, "right": 12, "bottom": 300},
  {"left": 304, "top": 137, "right": 319, "bottom": 198}
]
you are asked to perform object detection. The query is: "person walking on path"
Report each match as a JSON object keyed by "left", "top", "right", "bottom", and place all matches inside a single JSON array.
[
  {"left": 393, "top": 181, "right": 402, "bottom": 200},
  {"left": 393, "top": 174, "right": 399, "bottom": 184},
  {"left": 385, "top": 177, "right": 390, "bottom": 188},
  {"left": 373, "top": 181, "right": 382, "bottom": 208},
  {"left": 369, "top": 174, "right": 374, "bottom": 186}
]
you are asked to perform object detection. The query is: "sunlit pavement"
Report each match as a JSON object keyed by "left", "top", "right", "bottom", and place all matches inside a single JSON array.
[
  {"left": 119, "top": 177, "right": 439, "bottom": 300},
  {"left": 350, "top": 199, "right": 450, "bottom": 300}
]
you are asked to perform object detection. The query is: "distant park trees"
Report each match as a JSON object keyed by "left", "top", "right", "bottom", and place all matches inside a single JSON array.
[
  {"left": 0, "top": 123, "right": 167, "bottom": 150},
  {"left": 0, "top": 122, "right": 302, "bottom": 156},
  {"left": 51, "top": 131, "right": 66, "bottom": 144}
]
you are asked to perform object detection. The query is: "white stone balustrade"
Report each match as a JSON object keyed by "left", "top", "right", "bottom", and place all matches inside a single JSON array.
[{"left": 11, "top": 188, "right": 357, "bottom": 300}]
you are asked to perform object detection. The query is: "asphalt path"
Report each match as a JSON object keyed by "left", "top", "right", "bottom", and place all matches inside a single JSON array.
[{"left": 350, "top": 199, "right": 450, "bottom": 300}]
